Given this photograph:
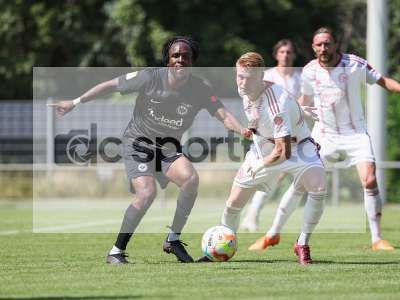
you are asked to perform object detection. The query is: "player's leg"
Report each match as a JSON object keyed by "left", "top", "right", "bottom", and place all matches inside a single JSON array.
[
  {"left": 196, "top": 185, "right": 256, "bottom": 263},
  {"left": 163, "top": 156, "right": 200, "bottom": 262},
  {"left": 107, "top": 176, "right": 157, "bottom": 264},
  {"left": 248, "top": 182, "right": 305, "bottom": 251},
  {"left": 241, "top": 173, "right": 288, "bottom": 232},
  {"left": 356, "top": 161, "right": 394, "bottom": 250},
  {"left": 221, "top": 185, "right": 257, "bottom": 232},
  {"left": 241, "top": 191, "right": 269, "bottom": 232},
  {"left": 294, "top": 166, "right": 326, "bottom": 264}
]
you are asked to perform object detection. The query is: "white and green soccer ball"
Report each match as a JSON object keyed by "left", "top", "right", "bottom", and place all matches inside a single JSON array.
[{"left": 201, "top": 225, "right": 237, "bottom": 262}]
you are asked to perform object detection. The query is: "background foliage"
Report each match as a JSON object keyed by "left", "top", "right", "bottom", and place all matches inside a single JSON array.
[{"left": 0, "top": 0, "right": 399, "bottom": 201}]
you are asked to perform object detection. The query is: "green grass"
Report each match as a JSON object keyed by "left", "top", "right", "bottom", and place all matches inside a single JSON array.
[{"left": 1, "top": 201, "right": 399, "bottom": 300}]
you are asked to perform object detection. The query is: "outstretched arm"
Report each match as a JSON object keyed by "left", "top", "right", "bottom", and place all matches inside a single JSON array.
[
  {"left": 377, "top": 76, "right": 400, "bottom": 93},
  {"left": 214, "top": 107, "right": 252, "bottom": 137},
  {"left": 48, "top": 78, "right": 119, "bottom": 116},
  {"left": 247, "top": 136, "right": 292, "bottom": 178}
]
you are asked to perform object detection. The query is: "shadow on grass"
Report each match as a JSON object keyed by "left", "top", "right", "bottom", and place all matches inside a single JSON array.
[{"left": 0, "top": 297, "right": 141, "bottom": 300}]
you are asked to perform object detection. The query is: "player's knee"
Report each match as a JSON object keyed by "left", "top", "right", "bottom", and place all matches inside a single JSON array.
[
  {"left": 181, "top": 172, "right": 199, "bottom": 194},
  {"left": 134, "top": 187, "right": 157, "bottom": 210},
  {"left": 361, "top": 174, "right": 377, "bottom": 189}
]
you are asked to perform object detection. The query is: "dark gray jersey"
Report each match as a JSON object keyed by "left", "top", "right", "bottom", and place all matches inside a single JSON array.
[{"left": 117, "top": 68, "right": 224, "bottom": 151}]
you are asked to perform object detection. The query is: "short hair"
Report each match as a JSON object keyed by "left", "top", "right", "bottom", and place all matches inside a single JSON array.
[
  {"left": 313, "top": 27, "right": 337, "bottom": 42},
  {"left": 161, "top": 36, "right": 199, "bottom": 66},
  {"left": 236, "top": 52, "right": 265, "bottom": 68},
  {"left": 272, "top": 39, "right": 296, "bottom": 57}
]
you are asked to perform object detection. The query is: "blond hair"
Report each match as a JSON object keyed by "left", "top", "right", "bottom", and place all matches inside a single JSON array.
[{"left": 236, "top": 52, "right": 265, "bottom": 68}]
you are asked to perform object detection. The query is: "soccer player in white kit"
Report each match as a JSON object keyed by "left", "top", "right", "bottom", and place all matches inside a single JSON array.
[
  {"left": 241, "top": 39, "right": 303, "bottom": 232},
  {"left": 216, "top": 52, "right": 326, "bottom": 264},
  {"left": 300, "top": 27, "right": 400, "bottom": 251}
]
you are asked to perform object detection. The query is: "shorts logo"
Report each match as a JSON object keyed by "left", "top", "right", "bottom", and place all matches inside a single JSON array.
[
  {"left": 176, "top": 104, "right": 188, "bottom": 115},
  {"left": 138, "top": 163, "right": 148, "bottom": 172},
  {"left": 274, "top": 116, "right": 283, "bottom": 126},
  {"left": 150, "top": 98, "right": 161, "bottom": 104}
]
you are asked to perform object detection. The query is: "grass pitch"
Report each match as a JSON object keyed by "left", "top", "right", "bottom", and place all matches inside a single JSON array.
[{"left": 1, "top": 201, "right": 399, "bottom": 300}]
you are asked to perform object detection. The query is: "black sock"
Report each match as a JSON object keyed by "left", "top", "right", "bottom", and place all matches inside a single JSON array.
[
  {"left": 170, "top": 190, "right": 197, "bottom": 234},
  {"left": 115, "top": 204, "right": 146, "bottom": 250}
]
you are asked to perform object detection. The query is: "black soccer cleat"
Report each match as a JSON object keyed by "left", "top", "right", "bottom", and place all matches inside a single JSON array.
[
  {"left": 106, "top": 252, "right": 130, "bottom": 264},
  {"left": 163, "top": 239, "right": 194, "bottom": 263},
  {"left": 195, "top": 255, "right": 213, "bottom": 263}
]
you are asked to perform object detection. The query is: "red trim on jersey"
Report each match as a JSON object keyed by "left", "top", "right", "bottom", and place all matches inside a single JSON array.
[
  {"left": 345, "top": 54, "right": 368, "bottom": 68},
  {"left": 265, "top": 90, "right": 276, "bottom": 115},
  {"left": 265, "top": 88, "right": 280, "bottom": 116}
]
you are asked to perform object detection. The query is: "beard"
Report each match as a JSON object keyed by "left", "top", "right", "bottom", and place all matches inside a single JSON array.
[{"left": 319, "top": 52, "right": 334, "bottom": 63}]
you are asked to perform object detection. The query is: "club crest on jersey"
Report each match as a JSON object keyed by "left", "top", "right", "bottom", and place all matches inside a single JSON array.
[
  {"left": 339, "top": 73, "right": 348, "bottom": 83},
  {"left": 138, "top": 163, "right": 148, "bottom": 172},
  {"left": 274, "top": 116, "right": 283, "bottom": 126},
  {"left": 176, "top": 104, "right": 189, "bottom": 115}
]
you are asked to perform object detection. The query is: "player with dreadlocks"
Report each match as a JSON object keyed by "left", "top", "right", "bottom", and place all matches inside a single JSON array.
[{"left": 49, "top": 36, "right": 251, "bottom": 264}]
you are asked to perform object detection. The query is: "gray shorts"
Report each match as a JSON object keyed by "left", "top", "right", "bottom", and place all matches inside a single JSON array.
[{"left": 122, "top": 136, "right": 182, "bottom": 193}]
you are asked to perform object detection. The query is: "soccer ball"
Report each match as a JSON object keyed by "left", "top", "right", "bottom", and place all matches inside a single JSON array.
[{"left": 201, "top": 225, "right": 237, "bottom": 262}]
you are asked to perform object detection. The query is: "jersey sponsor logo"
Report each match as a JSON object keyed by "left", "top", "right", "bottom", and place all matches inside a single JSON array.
[
  {"left": 138, "top": 163, "right": 148, "bottom": 172},
  {"left": 148, "top": 108, "right": 183, "bottom": 128},
  {"left": 176, "top": 104, "right": 189, "bottom": 115},
  {"left": 125, "top": 71, "right": 138, "bottom": 80}
]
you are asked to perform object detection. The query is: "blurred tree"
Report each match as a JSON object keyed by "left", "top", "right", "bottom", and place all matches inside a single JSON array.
[{"left": 0, "top": 0, "right": 368, "bottom": 99}]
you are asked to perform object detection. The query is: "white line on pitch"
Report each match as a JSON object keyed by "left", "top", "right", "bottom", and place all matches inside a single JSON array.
[{"left": 33, "top": 219, "right": 120, "bottom": 233}]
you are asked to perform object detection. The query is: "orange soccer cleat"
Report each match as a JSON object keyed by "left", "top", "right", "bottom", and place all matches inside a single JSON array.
[
  {"left": 372, "top": 240, "right": 395, "bottom": 251},
  {"left": 293, "top": 243, "right": 312, "bottom": 265},
  {"left": 248, "top": 234, "right": 280, "bottom": 251}
]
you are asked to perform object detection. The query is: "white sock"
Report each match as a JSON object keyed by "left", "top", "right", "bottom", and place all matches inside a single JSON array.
[
  {"left": 299, "top": 192, "right": 325, "bottom": 245},
  {"left": 267, "top": 184, "right": 304, "bottom": 236},
  {"left": 364, "top": 188, "right": 382, "bottom": 243},
  {"left": 221, "top": 205, "right": 243, "bottom": 232},
  {"left": 249, "top": 191, "right": 269, "bottom": 213},
  {"left": 109, "top": 245, "right": 123, "bottom": 255},
  {"left": 167, "top": 231, "right": 180, "bottom": 242},
  {"left": 297, "top": 232, "right": 310, "bottom": 246}
]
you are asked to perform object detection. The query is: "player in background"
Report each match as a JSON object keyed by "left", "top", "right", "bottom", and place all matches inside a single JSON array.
[
  {"left": 241, "top": 39, "right": 303, "bottom": 233},
  {"left": 299, "top": 27, "right": 400, "bottom": 250},
  {"left": 49, "top": 36, "right": 250, "bottom": 264},
  {"left": 199, "top": 52, "right": 326, "bottom": 264}
]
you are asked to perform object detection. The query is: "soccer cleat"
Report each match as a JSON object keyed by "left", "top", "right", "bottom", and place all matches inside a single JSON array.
[
  {"left": 106, "top": 252, "right": 130, "bottom": 264},
  {"left": 248, "top": 234, "right": 280, "bottom": 251},
  {"left": 372, "top": 240, "right": 395, "bottom": 251},
  {"left": 163, "top": 239, "right": 194, "bottom": 263},
  {"left": 293, "top": 243, "right": 312, "bottom": 265},
  {"left": 195, "top": 256, "right": 213, "bottom": 263}
]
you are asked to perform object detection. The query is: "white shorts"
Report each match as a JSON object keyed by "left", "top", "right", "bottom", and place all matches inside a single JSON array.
[
  {"left": 311, "top": 130, "right": 375, "bottom": 168},
  {"left": 234, "top": 140, "right": 323, "bottom": 191}
]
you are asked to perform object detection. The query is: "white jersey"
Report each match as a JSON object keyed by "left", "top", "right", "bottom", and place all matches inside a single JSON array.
[
  {"left": 242, "top": 83, "right": 310, "bottom": 156},
  {"left": 301, "top": 53, "right": 381, "bottom": 135},
  {"left": 264, "top": 67, "right": 302, "bottom": 100}
]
